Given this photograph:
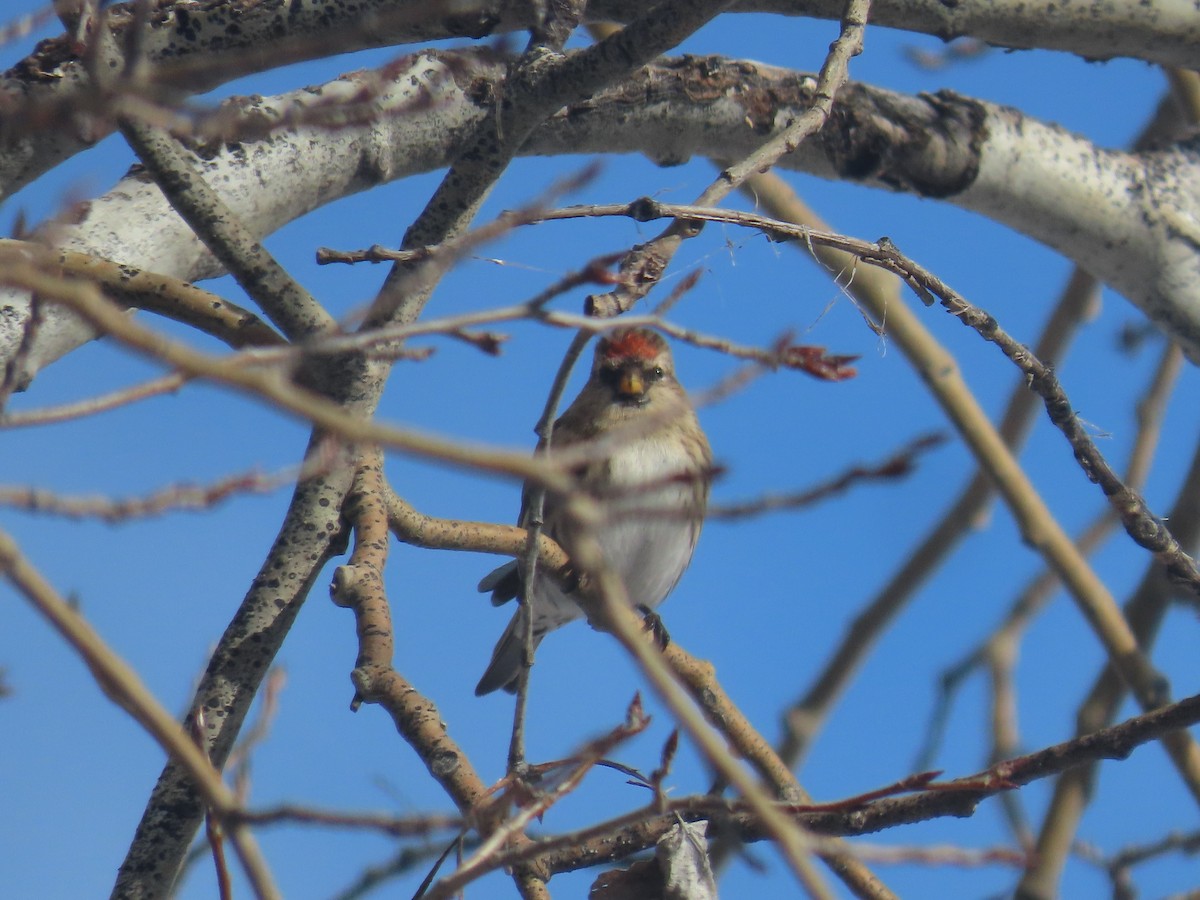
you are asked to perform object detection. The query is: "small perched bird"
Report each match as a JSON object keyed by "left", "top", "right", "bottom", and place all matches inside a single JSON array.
[{"left": 475, "top": 328, "right": 712, "bottom": 695}]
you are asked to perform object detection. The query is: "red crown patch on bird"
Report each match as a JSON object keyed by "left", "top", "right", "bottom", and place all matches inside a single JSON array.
[{"left": 600, "top": 329, "right": 665, "bottom": 362}]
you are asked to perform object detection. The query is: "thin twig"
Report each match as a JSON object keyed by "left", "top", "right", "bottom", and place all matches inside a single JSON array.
[
  {"left": 511, "top": 200, "right": 1200, "bottom": 783},
  {"left": 0, "top": 467, "right": 297, "bottom": 522},
  {"left": 472, "top": 690, "right": 1200, "bottom": 880},
  {"left": 0, "top": 257, "right": 577, "bottom": 489},
  {"left": 0, "top": 373, "right": 186, "bottom": 427},
  {"left": 586, "top": 0, "right": 869, "bottom": 318},
  {"left": 709, "top": 432, "right": 945, "bottom": 520},
  {"left": 0, "top": 527, "right": 281, "bottom": 899}
]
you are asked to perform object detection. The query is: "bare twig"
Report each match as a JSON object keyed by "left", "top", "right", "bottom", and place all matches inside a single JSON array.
[
  {"left": 508, "top": 329, "right": 594, "bottom": 771},
  {"left": 0, "top": 467, "right": 297, "bottom": 522},
  {"left": 0, "top": 526, "right": 281, "bottom": 899},
  {"left": 476, "top": 690, "right": 1200, "bottom": 880},
  {"left": 709, "top": 432, "right": 945, "bottom": 520},
  {"left": 0, "top": 372, "right": 186, "bottom": 427},
  {"left": 513, "top": 202, "right": 1200, "bottom": 790},
  {"left": 915, "top": 341, "right": 1183, "bottom": 780},
  {"left": 236, "top": 804, "right": 462, "bottom": 837},
  {"left": 585, "top": 0, "right": 870, "bottom": 317}
]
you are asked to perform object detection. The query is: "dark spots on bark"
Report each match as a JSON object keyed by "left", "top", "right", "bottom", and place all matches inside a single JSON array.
[
  {"left": 174, "top": 8, "right": 198, "bottom": 43},
  {"left": 822, "top": 86, "right": 987, "bottom": 198}
]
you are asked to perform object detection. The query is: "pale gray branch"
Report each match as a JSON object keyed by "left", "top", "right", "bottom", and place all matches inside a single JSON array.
[
  {"left": 2, "top": 0, "right": 1196, "bottom": 201},
  {"left": 4, "top": 50, "right": 1199, "bottom": 388}
]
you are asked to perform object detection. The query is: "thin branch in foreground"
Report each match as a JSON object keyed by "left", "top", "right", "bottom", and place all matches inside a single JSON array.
[
  {"left": 0, "top": 467, "right": 296, "bottom": 522},
  {"left": 505, "top": 691, "right": 1200, "bottom": 881},
  {"left": 226, "top": 666, "right": 288, "bottom": 803},
  {"left": 934, "top": 288, "right": 1200, "bottom": 594},
  {"left": 913, "top": 341, "right": 1183, "bottom": 779},
  {"left": 190, "top": 709, "right": 235, "bottom": 900},
  {"left": 0, "top": 372, "right": 186, "bottom": 428},
  {"left": 650, "top": 319, "right": 858, "bottom": 382},
  {"left": 0, "top": 526, "right": 280, "bottom": 899},
  {"left": 522, "top": 199, "right": 1200, "bottom": 804},
  {"left": 235, "top": 805, "right": 463, "bottom": 838},
  {"left": 509, "top": 328, "right": 594, "bottom": 772},
  {"left": 709, "top": 432, "right": 945, "bottom": 520},
  {"left": 585, "top": 0, "right": 870, "bottom": 318}
]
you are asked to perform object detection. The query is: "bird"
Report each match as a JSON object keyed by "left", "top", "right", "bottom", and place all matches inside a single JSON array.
[{"left": 475, "top": 327, "right": 712, "bottom": 695}]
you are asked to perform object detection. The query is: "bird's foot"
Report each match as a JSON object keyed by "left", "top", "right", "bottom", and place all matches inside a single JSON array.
[{"left": 637, "top": 604, "right": 671, "bottom": 649}]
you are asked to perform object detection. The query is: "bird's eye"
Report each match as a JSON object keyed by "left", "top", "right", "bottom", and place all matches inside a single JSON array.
[{"left": 650, "top": 366, "right": 665, "bottom": 380}]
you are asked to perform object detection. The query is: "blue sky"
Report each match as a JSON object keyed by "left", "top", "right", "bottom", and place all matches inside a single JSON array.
[{"left": 2, "top": 3, "right": 1196, "bottom": 898}]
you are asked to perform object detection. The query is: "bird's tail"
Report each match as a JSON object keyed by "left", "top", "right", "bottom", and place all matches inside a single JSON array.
[{"left": 475, "top": 605, "right": 544, "bottom": 696}]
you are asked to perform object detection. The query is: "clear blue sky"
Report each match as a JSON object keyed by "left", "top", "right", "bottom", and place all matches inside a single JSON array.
[{"left": 2, "top": 3, "right": 1195, "bottom": 898}]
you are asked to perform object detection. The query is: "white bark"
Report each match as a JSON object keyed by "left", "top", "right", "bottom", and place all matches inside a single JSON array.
[
  {"left": 5, "top": 51, "right": 1199, "bottom": 387},
  {"left": 720, "top": 0, "right": 1200, "bottom": 65},
  {"left": 971, "top": 107, "right": 1200, "bottom": 354},
  {"left": 0, "top": 51, "right": 478, "bottom": 385},
  {"left": 2, "top": 0, "right": 1197, "bottom": 200}
]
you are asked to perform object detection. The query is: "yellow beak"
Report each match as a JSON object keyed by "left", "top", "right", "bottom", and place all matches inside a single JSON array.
[{"left": 618, "top": 369, "right": 645, "bottom": 399}]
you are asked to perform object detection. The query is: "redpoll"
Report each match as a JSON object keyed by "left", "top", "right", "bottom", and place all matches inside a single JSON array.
[{"left": 475, "top": 328, "right": 712, "bottom": 695}]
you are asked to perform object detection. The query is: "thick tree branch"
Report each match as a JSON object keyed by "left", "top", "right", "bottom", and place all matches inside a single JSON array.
[
  {"left": 2, "top": 0, "right": 1196, "bottom": 202},
  {"left": 0, "top": 240, "right": 285, "bottom": 349},
  {"left": 118, "top": 119, "right": 337, "bottom": 341},
  {"left": 6, "top": 52, "right": 1200, "bottom": 390}
]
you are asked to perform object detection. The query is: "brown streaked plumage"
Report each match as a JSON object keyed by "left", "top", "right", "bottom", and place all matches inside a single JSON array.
[{"left": 475, "top": 328, "right": 712, "bottom": 695}]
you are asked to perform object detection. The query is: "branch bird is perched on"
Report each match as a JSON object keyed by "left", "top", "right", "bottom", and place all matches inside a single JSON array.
[{"left": 475, "top": 328, "right": 713, "bottom": 695}]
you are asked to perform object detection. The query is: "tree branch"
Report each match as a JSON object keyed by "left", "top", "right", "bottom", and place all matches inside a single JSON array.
[{"left": 7, "top": 52, "right": 1200, "bottom": 387}]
